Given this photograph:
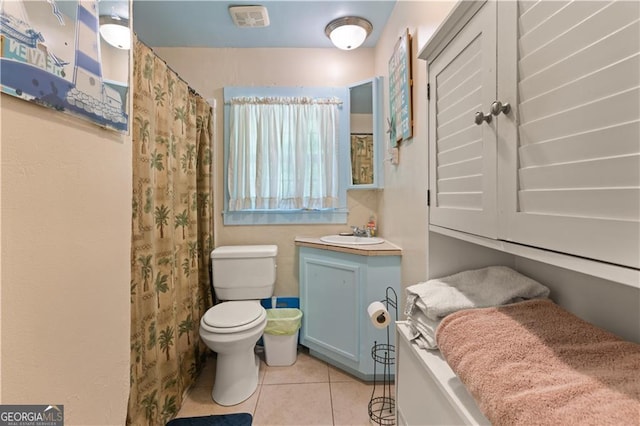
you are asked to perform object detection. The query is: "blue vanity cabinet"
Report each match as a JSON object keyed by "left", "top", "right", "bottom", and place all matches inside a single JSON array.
[{"left": 298, "top": 245, "right": 401, "bottom": 380}]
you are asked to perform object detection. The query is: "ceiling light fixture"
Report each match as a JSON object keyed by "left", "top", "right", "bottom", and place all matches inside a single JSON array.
[
  {"left": 325, "top": 16, "right": 373, "bottom": 50},
  {"left": 99, "top": 15, "right": 131, "bottom": 50}
]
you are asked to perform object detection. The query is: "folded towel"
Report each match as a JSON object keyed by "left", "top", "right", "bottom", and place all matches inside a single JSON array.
[
  {"left": 408, "top": 329, "right": 438, "bottom": 350},
  {"left": 404, "top": 288, "right": 430, "bottom": 317},
  {"left": 407, "top": 309, "right": 440, "bottom": 350},
  {"left": 406, "top": 266, "right": 550, "bottom": 321}
]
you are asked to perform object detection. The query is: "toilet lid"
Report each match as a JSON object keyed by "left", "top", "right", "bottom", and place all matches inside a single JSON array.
[{"left": 202, "top": 301, "right": 264, "bottom": 329}]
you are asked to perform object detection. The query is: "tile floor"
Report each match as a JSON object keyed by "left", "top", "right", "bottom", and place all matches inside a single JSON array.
[{"left": 175, "top": 347, "right": 395, "bottom": 425}]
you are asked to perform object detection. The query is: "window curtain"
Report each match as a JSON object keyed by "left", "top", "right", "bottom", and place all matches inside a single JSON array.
[
  {"left": 228, "top": 97, "right": 340, "bottom": 210},
  {"left": 127, "top": 38, "right": 214, "bottom": 426}
]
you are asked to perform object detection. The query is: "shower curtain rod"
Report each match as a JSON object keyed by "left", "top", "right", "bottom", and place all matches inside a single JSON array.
[{"left": 135, "top": 34, "right": 205, "bottom": 101}]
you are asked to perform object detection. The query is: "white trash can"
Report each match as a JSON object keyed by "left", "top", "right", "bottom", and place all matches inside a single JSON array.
[{"left": 263, "top": 308, "right": 302, "bottom": 366}]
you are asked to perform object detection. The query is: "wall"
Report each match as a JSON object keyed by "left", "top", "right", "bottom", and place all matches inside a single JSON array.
[
  {"left": 153, "top": 47, "right": 379, "bottom": 296},
  {"left": 351, "top": 113, "right": 373, "bottom": 134},
  {"left": 154, "top": 3, "right": 457, "bottom": 296},
  {"left": 373, "top": 1, "right": 456, "bottom": 287},
  {"left": 0, "top": 93, "right": 131, "bottom": 423}
]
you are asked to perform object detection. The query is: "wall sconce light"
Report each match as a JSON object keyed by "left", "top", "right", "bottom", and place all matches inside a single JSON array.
[
  {"left": 99, "top": 15, "right": 131, "bottom": 50},
  {"left": 325, "top": 16, "right": 373, "bottom": 50}
]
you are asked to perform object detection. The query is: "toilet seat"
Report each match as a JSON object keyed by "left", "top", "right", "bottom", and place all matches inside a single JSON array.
[{"left": 201, "top": 301, "right": 266, "bottom": 334}]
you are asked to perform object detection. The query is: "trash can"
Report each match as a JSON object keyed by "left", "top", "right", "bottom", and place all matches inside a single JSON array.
[{"left": 263, "top": 308, "right": 302, "bottom": 366}]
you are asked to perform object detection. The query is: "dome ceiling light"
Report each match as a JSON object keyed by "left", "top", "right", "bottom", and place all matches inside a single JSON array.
[
  {"left": 99, "top": 15, "right": 131, "bottom": 50},
  {"left": 325, "top": 16, "right": 373, "bottom": 50}
]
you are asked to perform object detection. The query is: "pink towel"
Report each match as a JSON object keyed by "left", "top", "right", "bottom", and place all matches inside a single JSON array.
[{"left": 436, "top": 299, "right": 640, "bottom": 425}]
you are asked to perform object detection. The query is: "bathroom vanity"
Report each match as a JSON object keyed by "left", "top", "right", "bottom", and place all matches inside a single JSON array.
[{"left": 295, "top": 237, "right": 401, "bottom": 380}]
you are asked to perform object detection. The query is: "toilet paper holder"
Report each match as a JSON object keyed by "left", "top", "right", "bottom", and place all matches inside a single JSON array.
[
  {"left": 380, "top": 286, "right": 398, "bottom": 323},
  {"left": 367, "top": 287, "right": 398, "bottom": 329},
  {"left": 368, "top": 286, "right": 398, "bottom": 426}
]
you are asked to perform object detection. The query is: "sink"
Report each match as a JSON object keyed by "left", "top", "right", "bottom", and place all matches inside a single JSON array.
[{"left": 320, "top": 235, "right": 385, "bottom": 245}]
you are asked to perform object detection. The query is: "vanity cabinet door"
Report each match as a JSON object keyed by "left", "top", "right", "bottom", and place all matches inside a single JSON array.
[
  {"left": 299, "top": 254, "right": 360, "bottom": 362},
  {"left": 498, "top": 0, "right": 640, "bottom": 268},
  {"left": 427, "top": 1, "right": 498, "bottom": 238},
  {"left": 298, "top": 244, "right": 402, "bottom": 379}
]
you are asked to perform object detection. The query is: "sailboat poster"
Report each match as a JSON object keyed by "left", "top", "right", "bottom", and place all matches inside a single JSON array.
[{"left": 0, "top": 0, "right": 129, "bottom": 132}]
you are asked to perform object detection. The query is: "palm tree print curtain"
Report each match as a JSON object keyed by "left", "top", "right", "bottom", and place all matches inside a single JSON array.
[
  {"left": 127, "top": 39, "right": 214, "bottom": 426},
  {"left": 350, "top": 133, "right": 374, "bottom": 185}
]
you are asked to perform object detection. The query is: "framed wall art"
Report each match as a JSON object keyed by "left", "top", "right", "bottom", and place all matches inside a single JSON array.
[
  {"left": 0, "top": 0, "right": 130, "bottom": 132},
  {"left": 388, "top": 28, "right": 413, "bottom": 147}
]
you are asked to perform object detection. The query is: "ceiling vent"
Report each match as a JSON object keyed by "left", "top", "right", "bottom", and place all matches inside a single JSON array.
[{"left": 229, "top": 5, "right": 270, "bottom": 28}]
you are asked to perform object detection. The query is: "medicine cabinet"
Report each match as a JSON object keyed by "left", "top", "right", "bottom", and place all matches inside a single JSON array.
[{"left": 348, "top": 77, "right": 384, "bottom": 189}]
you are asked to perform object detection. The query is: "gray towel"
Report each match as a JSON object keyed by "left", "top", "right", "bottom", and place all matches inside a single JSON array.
[{"left": 406, "top": 266, "right": 550, "bottom": 321}]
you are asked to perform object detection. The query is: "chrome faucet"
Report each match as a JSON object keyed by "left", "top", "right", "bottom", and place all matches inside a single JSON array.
[{"left": 351, "top": 226, "right": 371, "bottom": 237}]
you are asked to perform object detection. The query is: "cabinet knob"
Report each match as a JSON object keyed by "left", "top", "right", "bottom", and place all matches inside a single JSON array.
[
  {"left": 474, "top": 111, "right": 492, "bottom": 125},
  {"left": 490, "top": 101, "right": 511, "bottom": 116}
]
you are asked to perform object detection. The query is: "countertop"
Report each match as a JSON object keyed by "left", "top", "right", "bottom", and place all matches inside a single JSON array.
[{"left": 295, "top": 236, "right": 402, "bottom": 256}]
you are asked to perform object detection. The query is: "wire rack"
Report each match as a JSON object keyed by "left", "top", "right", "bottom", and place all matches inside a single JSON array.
[{"left": 368, "top": 286, "right": 398, "bottom": 426}]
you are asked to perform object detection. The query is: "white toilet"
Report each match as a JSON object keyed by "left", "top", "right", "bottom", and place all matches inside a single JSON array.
[{"left": 199, "top": 245, "right": 277, "bottom": 406}]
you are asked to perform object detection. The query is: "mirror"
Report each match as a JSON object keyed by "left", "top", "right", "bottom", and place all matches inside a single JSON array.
[{"left": 348, "top": 77, "right": 383, "bottom": 189}]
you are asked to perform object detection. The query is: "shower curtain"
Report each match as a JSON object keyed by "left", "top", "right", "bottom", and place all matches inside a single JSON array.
[{"left": 127, "top": 39, "right": 214, "bottom": 426}]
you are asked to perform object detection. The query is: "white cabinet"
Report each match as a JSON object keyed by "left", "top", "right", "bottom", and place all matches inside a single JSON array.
[
  {"left": 426, "top": 1, "right": 498, "bottom": 238},
  {"left": 421, "top": 0, "right": 640, "bottom": 269},
  {"left": 298, "top": 246, "right": 401, "bottom": 380}
]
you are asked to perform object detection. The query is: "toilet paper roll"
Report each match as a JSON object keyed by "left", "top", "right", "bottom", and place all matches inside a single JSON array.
[{"left": 367, "top": 301, "right": 391, "bottom": 329}]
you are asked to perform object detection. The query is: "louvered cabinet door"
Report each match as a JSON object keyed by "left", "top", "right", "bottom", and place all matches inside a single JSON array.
[
  {"left": 428, "top": 1, "right": 498, "bottom": 238},
  {"left": 498, "top": 0, "right": 640, "bottom": 268}
]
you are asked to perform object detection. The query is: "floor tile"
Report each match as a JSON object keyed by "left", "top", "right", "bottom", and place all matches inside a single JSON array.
[
  {"left": 330, "top": 381, "right": 376, "bottom": 426},
  {"left": 328, "top": 365, "right": 360, "bottom": 383},
  {"left": 191, "top": 354, "right": 216, "bottom": 389},
  {"left": 193, "top": 351, "right": 267, "bottom": 388},
  {"left": 176, "top": 347, "right": 397, "bottom": 425},
  {"left": 253, "top": 383, "right": 333, "bottom": 425},
  {"left": 255, "top": 347, "right": 268, "bottom": 383},
  {"left": 176, "top": 381, "right": 261, "bottom": 418},
  {"left": 258, "top": 358, "right": 268, "bottom": 384},
  {"left": 367, "top": 382, "right": 396, "bottom": 426},
  {"left": 262, "top": 350, "right": 329, "bottom": 385},
  {"left": 176, "top": 354, "right": 263, "bottom": 418}
]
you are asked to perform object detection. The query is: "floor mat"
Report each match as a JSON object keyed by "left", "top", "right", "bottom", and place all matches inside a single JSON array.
[{"left": 166, "top": 413, "right": 252, "bottom": 426}]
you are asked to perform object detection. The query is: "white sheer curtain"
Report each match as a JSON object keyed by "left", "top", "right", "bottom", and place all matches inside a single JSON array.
[{"left": 228, "top": 96, "right": 340, "bottom": 211}]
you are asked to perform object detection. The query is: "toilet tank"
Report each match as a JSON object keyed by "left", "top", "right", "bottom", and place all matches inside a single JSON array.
[{"left": 211, "top": 245, "right": 277, "bottom": 300}]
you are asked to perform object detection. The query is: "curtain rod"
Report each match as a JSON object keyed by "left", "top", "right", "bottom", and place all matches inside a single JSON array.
[
  {"left": 225, "top": 96, "right": 343, "bottom": 105},
  {"left": 135, "top": 34, "right": 205, "bottom": 100}
]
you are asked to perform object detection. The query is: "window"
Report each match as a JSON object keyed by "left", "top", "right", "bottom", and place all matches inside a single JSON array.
[{"left": 223, "top": 87, "right": 350, "bottom": 225}]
